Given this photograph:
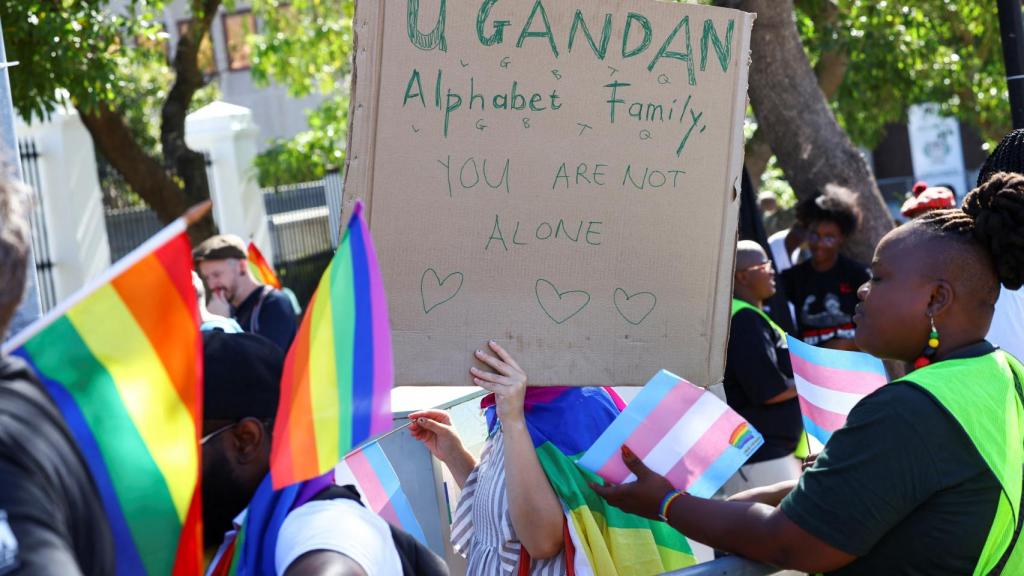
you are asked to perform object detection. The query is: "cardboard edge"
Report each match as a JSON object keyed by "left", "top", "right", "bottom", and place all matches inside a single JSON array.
[
  {"left": 705, "top": 10, "right": 756, "bottom": 388},
  {"left": 341, "top": 0, "right": 386, "bottom": 230}
]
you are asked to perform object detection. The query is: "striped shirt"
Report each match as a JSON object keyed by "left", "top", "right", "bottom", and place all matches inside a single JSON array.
[{"left": 451, "top": 427, "right": 567, "bottom": 575}]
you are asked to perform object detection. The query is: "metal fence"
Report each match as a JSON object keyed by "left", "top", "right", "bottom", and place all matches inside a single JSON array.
[
  {"left": 104, "top": 205, "right": 164, "bottom": 262},
  {"left": 102, "top": 152, "right": 216, "bottom": 261},
  {"left": 101, "top": 162, "right": 338, "bottom": 309},
  {"left": 261, "top": 175, "right": 337, "bottom": 307},
  {"left": 18, "top": 139, "right": 58, "bottom": 312}
]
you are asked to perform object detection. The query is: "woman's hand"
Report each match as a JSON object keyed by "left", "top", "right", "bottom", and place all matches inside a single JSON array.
[
  {"left": 471, "top": 340, "right": 528, "bottom": 424},
  {"left": 409, "top": 409, "right": 476, "bottom": 488},
  {"left": 590, "top": 446, "right": 675, "bottom": 520},
  {"left": 408, "top": 409, "right": 464, "bottom": 462}
]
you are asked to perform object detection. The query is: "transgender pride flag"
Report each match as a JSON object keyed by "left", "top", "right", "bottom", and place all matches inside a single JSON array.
[
  {"left": 787, "top": 336, "right": 888, "bottom": 445},
  {"left": 578, "top": 371, "right": 763, "bottom": 498},
  {"left": 334, "top": 441, "right": 427, "bottom": 545}
]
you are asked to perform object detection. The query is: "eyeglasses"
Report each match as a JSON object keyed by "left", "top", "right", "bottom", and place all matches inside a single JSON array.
[
  {"left": 200, "top": 422, "right": 237, "bottom": 445},
  {"left": 808, "top": 233, "right": 840, "bottom": 247},
  {"left": 200, "top": 418, "right": 273, "bottom": 445}
]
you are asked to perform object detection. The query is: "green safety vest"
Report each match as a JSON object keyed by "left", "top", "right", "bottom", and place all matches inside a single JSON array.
[
  {"left": 730, "top": 298, "right": 785, "bottom": 340},
  {"left": 896, "top": 350, "right": 1024, "bottom": 575}
]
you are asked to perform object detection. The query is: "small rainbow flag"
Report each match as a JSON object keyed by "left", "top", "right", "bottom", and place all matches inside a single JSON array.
[
  {"left": 477, "top": 387, "right": 696, "bottom": 573},
  {"left": 3, "top": 219, "right": 203, "bottom": 575},
  {"left": 247, "top": 242, "right": 281, "bottom": 289},
  {"left": 578, "top": 370, "right": 763, "bottom": 498},
  {"left": 271, "top": 201, "right": 393, "bottom": 489},
  {"left": 787, "top": 336, "right": 888, "bottom": 444},
  {"left": 334, "top": 441, "right": 426, "bottom": 544}
]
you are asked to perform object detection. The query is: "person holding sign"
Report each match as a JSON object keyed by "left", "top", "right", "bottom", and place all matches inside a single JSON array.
[
  {"left": 593, "top": 174, "right": 1024, "bottom": 574},
  {"left": 721, "top": 241, "right": 802, "bottom": 495},
  {"left": 410, "top": 341, "right": 695, "bottom": 575}
]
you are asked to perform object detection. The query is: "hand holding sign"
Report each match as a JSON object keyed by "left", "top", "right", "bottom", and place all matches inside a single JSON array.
[
  {"left": 578, "top": 370, "right": 762, "bottom": 498},
  {"left": 471, "top": 340, "right": 528, "bottom": 424}
]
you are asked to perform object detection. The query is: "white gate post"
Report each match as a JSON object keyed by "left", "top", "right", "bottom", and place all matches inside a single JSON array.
[
  {"left": 185, "top": 101, "right": 274, "bottom": 263},
  {"left": 16, "top": 107, "right": 111, "bottom": 303}
]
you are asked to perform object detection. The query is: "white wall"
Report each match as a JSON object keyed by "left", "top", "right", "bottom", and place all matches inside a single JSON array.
[{"left": 16, "top": 108, "right": 111, "bottom": 303}]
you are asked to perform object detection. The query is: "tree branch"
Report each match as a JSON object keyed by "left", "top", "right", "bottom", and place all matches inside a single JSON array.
[
  {"left": 744, "top": 0, "right": 848, "bottom": 189},
  {"left": 739, "top": 0, "right": 893, "bottom": 264},
  {"left": 79, "top": 104, "right": 188, "bottom": 222},
  {"left": 159, "top": 0, "right": 222, "bottom": 241}
]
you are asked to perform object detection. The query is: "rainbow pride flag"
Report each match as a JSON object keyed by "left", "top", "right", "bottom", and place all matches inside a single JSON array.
[
  {"left": 247, "top": 242, "right": 281, "bottom": 289},
  {"left": 578, "top": 371, "right": 762, "bottom": 498},
  {"left": 3, "top": 220, "right": 203, "bottom": 575},
  {"left": 271, "top": 201, "right": 393, "bottom": 489},
  {"left": 334, "top": 441, "right": 427, "bottom": 544},
  {"left": 787, "top": 336, "right": 888, "bottom": 444},
  {"left": 480, "top": 387, "right": 696, "bottom": 574}
]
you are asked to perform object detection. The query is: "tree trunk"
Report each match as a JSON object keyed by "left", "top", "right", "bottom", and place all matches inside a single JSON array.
[
  {"left": 79, "top": 106, "right": 189, "bottom": 222},
  {"left": 739, "top": 0, "right": 893, "bottom": 264},
  {"left": 76, "top": 2, "right": 221, "bottom": 245},
  {"left": 745, "top": 0, "right": 849, "bottom": 191},
  {"left": 160, "top": 0, "right": 222, "bottom": 243}
]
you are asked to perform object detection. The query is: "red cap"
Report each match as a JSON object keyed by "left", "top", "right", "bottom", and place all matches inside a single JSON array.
[{"left": 901, "top": 186, "right": 956, "bottom": 218}]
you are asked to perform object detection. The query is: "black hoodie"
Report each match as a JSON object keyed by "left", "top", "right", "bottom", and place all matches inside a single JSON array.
[{"left": 0, "top": 355, "right": 114, "bottom": 576}]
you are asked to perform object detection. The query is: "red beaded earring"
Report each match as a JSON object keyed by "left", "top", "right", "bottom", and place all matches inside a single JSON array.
[{"left": 914, "top": 314, "right": 940, "bottom": 370}]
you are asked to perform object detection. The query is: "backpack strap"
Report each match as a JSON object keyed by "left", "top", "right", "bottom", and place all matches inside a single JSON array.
[
  {"left": 989, "top": 366, "right": 1024, "bottom": 575},
  {"left": 248, "top": 285, "right": 274, "bottom": 333},
  {"left": 305, "top": 484, "right": 449, "bottom": 576}
]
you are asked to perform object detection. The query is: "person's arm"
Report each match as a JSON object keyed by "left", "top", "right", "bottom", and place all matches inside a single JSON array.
[
  {"left": 594, "top": 386, "right": 943, "bottom": 572},
  {"left": 763, "top": 386, "right": 797, "bottom": 404},
  {"left": 472, "top": 341, "right": 564, "bottom": 559},
  {"left": 0, "top": 460, "right": 88, "bottom": 576},
  {"left": 726, "top": 479, "right": 799, "bottom": 507},
  {"left": 284, "top": 551, "right": 368, "bottom": 576},
  {"left": 592, "top": 449, "right": 855, "bottom": 572},
  {"left": 408, "top": 409, "right": 477, "bottom": 488}
]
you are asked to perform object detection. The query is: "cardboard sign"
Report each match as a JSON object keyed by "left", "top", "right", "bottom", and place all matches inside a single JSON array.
[{"left": 345, "top": 0, "right": 754, "bottom": 386}]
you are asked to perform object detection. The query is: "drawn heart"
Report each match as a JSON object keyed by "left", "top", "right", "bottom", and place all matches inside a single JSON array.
[
  {"left": 614, "top": 288, "right": 657, "bottom": 325},
  {"left": 421, "top": 268, "right": 464, "bottom": 314},
  {"left": 535, "top": 279, "right": 591, "bottom": 325}
]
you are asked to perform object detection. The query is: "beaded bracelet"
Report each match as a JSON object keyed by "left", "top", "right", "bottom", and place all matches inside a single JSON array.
[{"left": 658, "top": 489, "right": 685, "bottom": 522}]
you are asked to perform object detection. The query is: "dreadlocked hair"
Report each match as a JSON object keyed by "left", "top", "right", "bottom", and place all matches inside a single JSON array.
[
  {"left": 978, "top": 129, "right": 1024, "bottom": 186},
  {"left": 918, "top": 172, "right": 1024, "bottom": 290}
]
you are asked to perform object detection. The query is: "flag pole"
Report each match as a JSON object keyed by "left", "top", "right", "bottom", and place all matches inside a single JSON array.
[{"left": 184, "top": 200, "right": 213, "bottom": 228}]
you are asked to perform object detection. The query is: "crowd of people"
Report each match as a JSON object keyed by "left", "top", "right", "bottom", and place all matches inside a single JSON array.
[{"left": 0, "top": 111, "right": 1023, "bottom": 575}]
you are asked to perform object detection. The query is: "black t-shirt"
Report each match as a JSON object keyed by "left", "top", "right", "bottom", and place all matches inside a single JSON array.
[
  {"left": 234, "top": 286, "right": 298, "bottom": 351},
  {"left": 780, "top": 345, "right": 1002, "bottom": 575},
  {"left": 723, "top": 308, "right": 802, "bottom": 463},
  {"left": 781, "top": 256, "right": 869, "bottom": 346},
  {"left": 0, "top": 355, "right": 114, "bottom": 575}
]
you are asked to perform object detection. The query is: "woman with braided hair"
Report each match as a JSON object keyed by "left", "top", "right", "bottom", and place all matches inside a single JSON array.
[
  {"left": 592, "top": 173, "right": 1024, "bottom": 574},
  {"left": 976, "top": 129, "right": 1024, "bottom": 363}
]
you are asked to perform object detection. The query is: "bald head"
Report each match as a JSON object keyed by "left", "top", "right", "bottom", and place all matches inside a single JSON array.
[{"left": 736, "top": 240, "right": 768, "bottom": 271}]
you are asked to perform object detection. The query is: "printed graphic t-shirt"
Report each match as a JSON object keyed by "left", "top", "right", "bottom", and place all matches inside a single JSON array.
[{"left": 781, "top": 255, "right": 869, "bottom": 346}]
